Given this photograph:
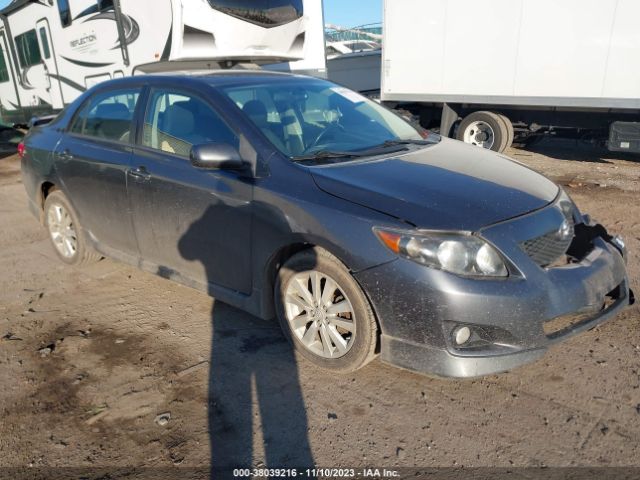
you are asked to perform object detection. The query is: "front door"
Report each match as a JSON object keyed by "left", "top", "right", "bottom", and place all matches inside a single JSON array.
[
  {"left": 54, "top": 86, "right": 142, "bottom": 256},
  {"left": 128, "top": 88, "right": 253, "bottom": 294},
  {"left": 35, "top": 19, "right": 64, "bottom": 110}
]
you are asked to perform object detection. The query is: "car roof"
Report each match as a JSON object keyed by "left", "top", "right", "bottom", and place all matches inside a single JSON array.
[{"left": 97, "top": 70, "right": 328, "bottom": 91}]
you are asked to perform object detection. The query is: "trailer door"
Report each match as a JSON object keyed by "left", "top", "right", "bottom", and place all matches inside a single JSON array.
[
  {"left": 35, "top": 19, "right": 64, "bottom": 109},
  {"left": 0, "top": 30, "right": 21, "bottom": 122}
]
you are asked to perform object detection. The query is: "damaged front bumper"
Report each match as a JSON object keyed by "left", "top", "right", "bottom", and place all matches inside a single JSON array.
[{"left": 355, "top": 212, "right": 632, "bottom": 379}]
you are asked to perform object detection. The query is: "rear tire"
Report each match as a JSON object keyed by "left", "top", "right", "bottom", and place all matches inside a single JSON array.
[
  {"left": 274, "top": 248, "right": 378, "bottom": 373},
  {"left": 44, "top": 191, "right": 101, "bottom": 266},
  {"left": 457, "top": 111, "right": 509, "bottom": 153},
  {"left": 498, "top": 114, "right": 514, "bottom": 150}
]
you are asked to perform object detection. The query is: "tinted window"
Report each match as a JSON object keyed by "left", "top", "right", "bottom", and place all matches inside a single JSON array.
[
  {"left": 38, "top": 27, "right": 51, "bottom": 60},
  {"left": 58, "top": 0, "right": 71, "bottom": 27},
  {"left": 71, "top": 88, "right": 141, "bottom": 142},
  {"left": 208, "top": 0, "right": 303, "bottom": 27},
  {"left": 142, "top": 90, "right": 238, "bottom": 158},
  {"left": 15, "top": 30, "right": 42, "bottom": 68},
  {"left": 0, "top": 49, "right": 9, "bottom": 83}
]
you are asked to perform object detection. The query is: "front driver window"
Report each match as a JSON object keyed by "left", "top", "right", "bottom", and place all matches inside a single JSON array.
[{"left": 142, "top": 90, "right": 239, "bottom": 159}]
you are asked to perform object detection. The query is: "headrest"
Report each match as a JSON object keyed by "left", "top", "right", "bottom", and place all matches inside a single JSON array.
[
  {"left": 242, "top": 100, "right": 268, "bottom": 120},
  {"left": 95, "top": 102, "right": 130, "bottom": 120},
  {"left": 165, "top": 102, "right": 195, "bottom": 137}
]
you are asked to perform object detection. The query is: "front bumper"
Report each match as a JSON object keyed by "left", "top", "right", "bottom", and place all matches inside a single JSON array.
[{"left": 355, "top": 215, "right": 631, "bottom": 378}]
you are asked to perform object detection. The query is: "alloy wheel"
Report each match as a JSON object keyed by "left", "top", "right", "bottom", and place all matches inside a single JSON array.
[
  {"left": 284, "top": 270, "right": 356, "bottom": 359},
  {"left": 47, "top": 203, "right": 78, "bottom": 259}
]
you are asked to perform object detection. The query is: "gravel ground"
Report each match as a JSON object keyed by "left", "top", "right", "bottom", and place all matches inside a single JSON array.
[{"left": 0, "top": 140, "right": 639, "bottom": 475}]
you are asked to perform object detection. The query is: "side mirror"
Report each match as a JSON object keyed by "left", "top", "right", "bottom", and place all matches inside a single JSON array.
[{"left": 190, "top": 143, "right": 245, "bottom": 170}]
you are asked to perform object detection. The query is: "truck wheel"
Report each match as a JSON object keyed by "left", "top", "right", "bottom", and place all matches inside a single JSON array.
[
  {"left": 456, "top": 111, "right": 509, "bottom": 152},
  {"left": 44, "top": 191, "right": 101, "bottom": 265},
  {"left": 274, "top": 248, "right": 378, "bottom": 373},
  {"left": 498, "top": 114, "right": 514, "bottom": 150}
]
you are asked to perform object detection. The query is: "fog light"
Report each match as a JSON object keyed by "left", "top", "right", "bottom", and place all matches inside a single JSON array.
[{"left": 453, "top": 326, "right": 472, "bottom": 345}]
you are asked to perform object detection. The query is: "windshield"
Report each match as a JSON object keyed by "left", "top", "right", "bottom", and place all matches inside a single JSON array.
[
  {"left": 208, "top": 0, "right": 303, "bottom": 27},
  {"left": 221, "top": 79, "right": 425, "bottom": 160}
]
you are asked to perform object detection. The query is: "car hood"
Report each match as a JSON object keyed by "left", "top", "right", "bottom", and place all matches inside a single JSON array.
[{"left": 310, "top": 138, "right": 559, "bottom": 231}]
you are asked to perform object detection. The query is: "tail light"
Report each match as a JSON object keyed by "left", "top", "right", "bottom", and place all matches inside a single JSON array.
[{"left": 17, "top": 142, "right": 26, "bottom": 159}]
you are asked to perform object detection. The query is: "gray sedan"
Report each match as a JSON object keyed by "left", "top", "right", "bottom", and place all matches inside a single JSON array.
[{"left": 20, "top": 72, "right": 632, "bottom": 377}]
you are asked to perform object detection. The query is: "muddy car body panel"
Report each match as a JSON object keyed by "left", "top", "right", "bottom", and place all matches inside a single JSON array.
[{"left": 20, "top": 72, "right": 631, "bottom": 378}]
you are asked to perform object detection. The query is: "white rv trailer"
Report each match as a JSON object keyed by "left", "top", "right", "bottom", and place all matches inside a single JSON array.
[
  {"left": 382, "top": 0, "right": 640, "bottom": 153},
  {"left": 0, "top": 0, "right": 326, "bottom": 125}
]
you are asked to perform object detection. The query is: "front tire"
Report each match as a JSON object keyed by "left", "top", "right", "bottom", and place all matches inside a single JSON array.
[
  {"left": 275, "top": 248, "right": 378, "bottom": 373},
  {"left": 44, "top": 190, "right": 101, "bottom": 265}
]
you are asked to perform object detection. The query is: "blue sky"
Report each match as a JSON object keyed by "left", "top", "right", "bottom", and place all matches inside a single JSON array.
[
  {"left": 324, "top": 0, "right": 382, "bottom": 27},
  {"left": 0, "top": 0, "right": 383, "bottom": 27}
]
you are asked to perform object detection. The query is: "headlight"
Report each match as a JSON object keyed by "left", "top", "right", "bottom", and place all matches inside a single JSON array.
[{"left": 374, "top": 228, "right": 509, "bottom": 277}]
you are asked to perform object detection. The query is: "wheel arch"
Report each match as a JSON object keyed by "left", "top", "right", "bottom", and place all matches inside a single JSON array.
[
  {"left": 260, "top": 238, "right": 382, "bottom": 351},
  {"left": 260, "top": 238, "right": 357, "bottom": 319},
  {"left": 38, "top": 181, "right": 58, "bottom": 223}
]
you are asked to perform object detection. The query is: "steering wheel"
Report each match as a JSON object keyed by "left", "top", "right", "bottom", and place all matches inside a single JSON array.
[{"left": 308, "top": 123, "right": 346, "bottom": 151}]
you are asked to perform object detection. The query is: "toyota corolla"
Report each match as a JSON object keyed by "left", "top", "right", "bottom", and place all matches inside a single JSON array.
[{"left": 20, "top": 72, "right": 632, "bottom": 377}]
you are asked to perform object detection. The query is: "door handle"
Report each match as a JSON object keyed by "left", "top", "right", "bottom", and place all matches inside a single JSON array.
[
  {"left": 128, "top": 166, "right": 151, "bottom": 181},
  {"left": 55, "top": 149, "right": 73, "bottom": 161}
]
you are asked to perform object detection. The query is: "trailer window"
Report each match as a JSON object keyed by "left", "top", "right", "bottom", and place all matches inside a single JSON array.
[
  {"left": 98, "top": 0, "right": 114, "bottom": 11},
  {"left": 0, "top": 48, "right": 9, "bottom": 83},
  {"left": 38, "top": 28, "right": 51, "bottom": 60},
  {"left": 75, "top": 0, "right": 115, "bottom": 20},
  {"left": 15, "top": 30, "right": 42, "bottom": 69},
  {"left": 58, "top": 0, "right": 72, "bottom": 27},
  {"left": 208, "top": 0, "right": 304, "bottom": 27}
]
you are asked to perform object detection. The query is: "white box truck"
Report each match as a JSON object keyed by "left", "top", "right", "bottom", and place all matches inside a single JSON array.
[{"left": 381, "top": 0, "right": 640, "bottom": 153}]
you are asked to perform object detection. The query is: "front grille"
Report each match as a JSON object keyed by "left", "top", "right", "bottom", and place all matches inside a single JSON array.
[{"left": 521, "top": 228, "right": 574, "bottom": 267}]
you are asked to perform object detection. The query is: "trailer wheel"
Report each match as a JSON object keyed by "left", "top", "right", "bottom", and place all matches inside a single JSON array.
[
  {"left": 498, "top": 114, "right": 514, "bottom": 150},
  {"left": 456, "top": 111, "right": 509, "bottom": 152}
]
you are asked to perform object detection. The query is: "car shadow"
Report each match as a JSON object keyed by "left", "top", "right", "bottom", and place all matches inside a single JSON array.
[{"left": 178, "top": 203, "right": 316, "bottom": 476}]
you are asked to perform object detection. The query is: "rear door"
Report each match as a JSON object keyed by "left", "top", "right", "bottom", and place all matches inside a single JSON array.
[
  {"left": 127, "top": 87, "right": 254, "bottom": 294},
  {"left": 54, "top": 86, "right": 142, "bottom": 257}
]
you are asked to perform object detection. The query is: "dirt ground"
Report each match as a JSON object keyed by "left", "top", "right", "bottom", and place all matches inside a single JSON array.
[{"left": 0, "top": 139, "right": 639, "bottom": 476}]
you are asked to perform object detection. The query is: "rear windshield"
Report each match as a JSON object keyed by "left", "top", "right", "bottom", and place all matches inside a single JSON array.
[{"left": 207, "top": 0, "right": 303, "bottom": 27}]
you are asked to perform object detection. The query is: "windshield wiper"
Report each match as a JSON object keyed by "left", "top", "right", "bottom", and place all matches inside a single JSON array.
[
  {"left": 376, "top": 139, "right": 434, "bottom": 148},
  {"left": 291, "top": 140, "right": 435, "bottom": 163},
  {"left": 291, "top": 150, "right": 366, "bottom": 163}
]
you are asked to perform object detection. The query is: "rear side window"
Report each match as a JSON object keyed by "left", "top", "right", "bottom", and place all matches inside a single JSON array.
[
  {"left": 70, "top": 88, "right": 141, "bottom": 142},
  {"left": 142, "top": 90, "right": 238, "bottom": 158},
  {"left": 15, "top": 30, "right": 42, "bottom": 68}
]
